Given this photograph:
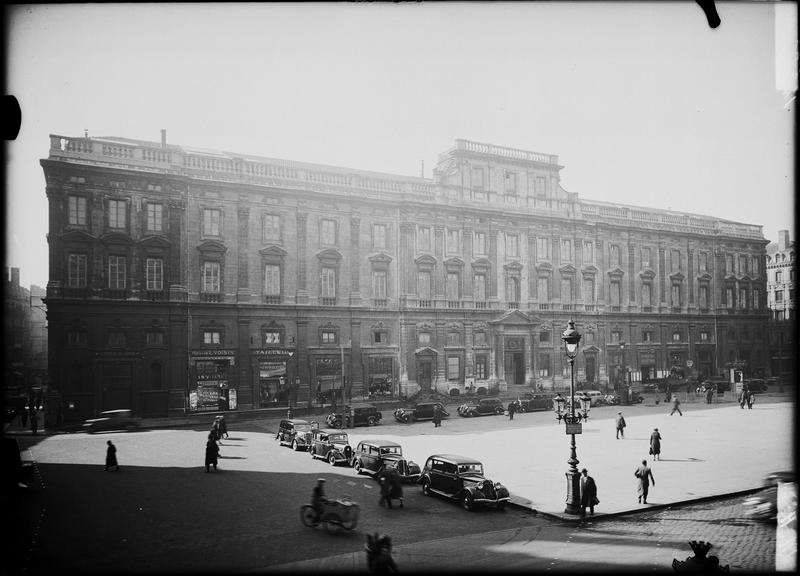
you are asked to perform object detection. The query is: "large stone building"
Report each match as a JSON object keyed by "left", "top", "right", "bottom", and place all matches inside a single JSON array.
[
  {"left": 42, "top": 133, "right": 770, "bottom": 420},
  {"left": 4, "top": 267, "right": 48, "bottom": 399},
  {"left": 766, "top": 230, "right": 794, "bottom": 378}
]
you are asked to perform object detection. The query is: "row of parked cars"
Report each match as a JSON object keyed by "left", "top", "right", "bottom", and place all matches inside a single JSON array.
[{"left": 275, "top": 415, "right": 510, "bottom": 511}]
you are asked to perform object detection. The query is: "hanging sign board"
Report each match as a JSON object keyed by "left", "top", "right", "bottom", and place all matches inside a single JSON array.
[{"left": 565, "top": 422, "right": 583, "bottom": 435}]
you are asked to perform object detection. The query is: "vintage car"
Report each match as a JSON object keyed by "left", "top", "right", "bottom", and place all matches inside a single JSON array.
[
  {"left": 419, "top": 454, "right": 510, "bottom": 511},
  {"left": 276, "top": 418, "right": 317, "bottom": 451},
  {"left": 325, "top": 403, "right": 383, "bottom": 428},
  {"left": 308, "top": 428, "right": 353, "bottom": 465},
  {"left": 457, "top": 397, "right": 505, "bottom": 417},
  {"left": 516, "top": 392, "right": 553, "bottom": 412},
  {"left": 351, "top": 440, "right": 421, "bottom": 483},
  {"left": 82, "top": 409, "right": 142, "bottom": 433},
  {"left": 394, "top": 401, "right": 449, "bottom": 423}
]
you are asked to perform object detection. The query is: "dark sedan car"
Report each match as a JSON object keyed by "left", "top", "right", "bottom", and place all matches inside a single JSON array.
[
  {"left": 82, "top": 409, "right": 142, "bottom": 433},
  {"left": 394, "top": 402, "right": 449, "bottom": 423},
  {"left": 419, "top": 454, "right": 510, "bottom": 511},
  {"left": 457, "top": 397, "right": 505, "bottom": 417},
  {"left": 351, "top": 440, "right": 421, "bottom": 483},
  {"left": 516, "top": 393, "right": 552, "bottom": 412}
]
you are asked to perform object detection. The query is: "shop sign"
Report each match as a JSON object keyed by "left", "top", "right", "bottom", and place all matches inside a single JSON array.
[
  {"left": 253, "top": 348, "right": 295, "bottom": 357},
  {"left": 191, "top": 349, "right": 236, "bottom": 365},
  {"left": 196, "top": 383, "right": 221, "bottom": 411}
]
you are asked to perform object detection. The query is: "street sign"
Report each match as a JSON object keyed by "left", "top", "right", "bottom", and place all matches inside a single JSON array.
[{"left": 565, "top": 422, "right": 583, "bottom": 434}]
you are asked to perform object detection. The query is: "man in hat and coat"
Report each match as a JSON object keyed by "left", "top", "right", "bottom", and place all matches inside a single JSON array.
[{"left": 579, "top": 468, "right": 598, "bottom": 517}]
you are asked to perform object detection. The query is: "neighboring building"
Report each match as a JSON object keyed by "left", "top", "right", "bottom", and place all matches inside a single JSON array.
[
  {"left": 42, "top": 133, "right": 771, "bottom": 421},
  {"left": 3, "top": 268, "right": 48, "bottom": 400},
  {"left": 766, "top": 230, "right": 795, "bottom": 378}
]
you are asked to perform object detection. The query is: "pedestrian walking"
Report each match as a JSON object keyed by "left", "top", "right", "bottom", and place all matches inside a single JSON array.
[
  {"left": 705, "top": 385, "right": 714, "bottom": 404},
  {"left": 388, "top": 467, "right": 404, "bottom": 508},
  {"left": 29, "top": 409, "right": 39, "bottom": 435},
  {"left": 365, "top": 533, "right": 398, "bottom": 574},
  {"left": 218, "top": 415, "right": 229, "bottom": 438},
  {"left": 670, "top": 394, "right": 683, "bottom": 416},
  {"left": 378, "top": 471, "right": 393, "bottom": 509},
  {"left": 649, "top": 428, "right": 662, "bottom": 461},
  {"left": 105, "top": 440, "right": 119, "bottom": 471},
  {"left": 615, "top": 411, "right": 626, "bottom": 439},
  {"left": 205, "top": 437, "right": 219, "bottom": 472},
  {"left": 432, "top": 404, "right": 442, "bottom": 428},
  {"left": 634, "top": 459, "right": 655, "bottom": 504},
  {"left": 212, "top": 418, "right": 223, "bottom": 444},
  {"left": 312, "top": 478, "right": 327, "bottom": 516},
  {"left": 507, "top": 400, "right": 517, "bottom": 420},
  {"left": 579, "top": 468, "right": 598, "bottom": 517},
  {"left": 746, "top": 391, "right": 755, "bottom": 409}
]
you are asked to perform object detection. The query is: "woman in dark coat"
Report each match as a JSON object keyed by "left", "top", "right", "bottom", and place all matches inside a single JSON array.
[
  {"left": 432, "top": 405, "right": 442, "bottom": 428},
  {"left": 388, "top": 468, "right": 404, "bottom": 508},
  {"left": 105, "top": 440, "right": 119, "bottom": 471},
  {"left": 649, "top": 428, "right": 662, "bottom": 461},
  {"left": 205, "top": 438, "right": 220, "bottom": 472}
]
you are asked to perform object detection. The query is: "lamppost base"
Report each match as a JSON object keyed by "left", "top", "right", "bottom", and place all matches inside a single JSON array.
[{"left": 564, "top": 469, "right": 582, "bottom": 515}]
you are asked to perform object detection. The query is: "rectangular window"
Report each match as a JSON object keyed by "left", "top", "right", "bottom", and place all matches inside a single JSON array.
[
  {"left": 775, "top": 290, "right": 783, "bottom": 302},
  {"left": 108, "top": 332, "right": 126, "bottom": 347},
  {"left": 698, "top": 251, "right": 707, "bottom": 272},
  {"left": 539, "top": 331, "right": 551, "bottom": 342},
  {"left": 583, "top": 278, "right": 595, "bottom": 303},
  {"left": 108, "top": 255, "right": 126, "bottom": 289},
  {"left": 146, "top": 332, "right": 164, "bottom": 346},
  {"left": 672, "top": 332, "right": 681, "bottom": 342},
  {"left": 699, "top": 285, "right": 709, "bottom": 308},
  {"left": 263, "top": 214, "right": 281, "bottom": 242},
  {"left": 726, "top": 287, "right": 734, "bottom": 308},
  {"left": 68, "top": 331, "right": 88, "bottom": 346},
  {"left": 447, "top": 332, "right": 460, "bottom": 347},
  {"left": 537, "top": 276, "right": 549, "bottom": 301},
  {"left": 610, "top": 281, "right": 621, "bottom": 306},
  {"left": 472, "top": 167, "right": 485, "bottom": 190},
  {"left": 321, "top": 267, "right": 336, "bottom": 298},
  {"left": 418, "top": 226, "right": 431, "bottom": 252},
  {"left": 203, "top": 208, "right": 221, "bottom": 237},
  {"left": 418, "top": 271, "right": 431, "bottom": 300},
  {"left": 68, "top": 196, "right": 87, "bottom": 226},
  {"left": 506, "top": 234, "right": 519, "bottom": 257},
  {"left": 738, "top": 255, "right": 748, "bottom": 275},
  {"left": 447, "top": 229, "right": 460, "bottom": 253},
  {"left": 446, "top": 272, "right": 460, "bottom": 301},
  {"left": 611, "top": 331, "right": 622, "bottom": 343},
  {"left": 642, "top": 247, "right": 651, "bottom": 268},
  {"left": 738, "top": 288, "right": 747, "bottom": 309},
  {"left": 418, "top": 331, "right": 431, "bottom": 345},
  {"left": 203, "top": 330, "right": 221, "bottom": 345},
  {"left": 202, "top": 262, "right": 221, "bottom": 293},
  {"left": 373, "top": 331, "right": 386, "bottom": 344},
  {"left": 474, "top": 274, "right": 486, "bottom": 301},
  {"left": 475, "top": 355, "right": 488, "bottom": 379},
  {"left": 752, "top": 288, "right": 760, "bottom": 309},
  {"left": 561, "top": 278, "right": 572, "bottom": 302},
  {"left": 68, "top": 253, "right": 87, "bottom": 288},
  {"left": 447, "top": 356, "right": 460, "bottom": 380},
  {"left": 537, "top": 238, "right": 550, "bottom": 261},
  {"left": 561, "top": 239, "right": 572, "bottom": 262},
  {"left": 671, "top": 284, "right": 681, "bottom": 307},
  {"left": 263, "top": 331, "right": 281, "bottom": 345},
  {"left": 320, "top": 219, "right": 336, "bottom": 245},
  {"left": 700, "top": 331, "right": 709, "bottom": 341},
  {"left": 372, "top": 270, "right": 387, "bottom": 299},
  {"left": 535, "top": 176, "right": 547, "bottom": 197},
  {"left": 538, "top": 354, "right": 550, "bottom": 377},
  {"left": 776, "top": 270, "right": 783, "bottom": 283},
  {"left": 474, "top": 332, "right": 487, "bottom": 347},
  {"left": 373, "top": 224, "right": 387, "bottom": 249},
  {"left": 642, "top": 283, "right": 652, "bottom": 307},
  {"left": 584, "top": 241, "right": 594, "bottom": 264},
  {"left": 146, "top": 258, "right": 163, "bottom": 291},
  {"left": 474, "top": 232, "right": 486, "bottom": 255},
  {"left": 108, "top": 199, "right": 126, "bottom": 229},
  {"left": 321, "top": 331, "right": 337, "bottom": 345},
  {"left": 146, "top": 203, "right": 163, "bottom": 232},
  {"left": 504, "top": 171, "right": 517, "bottom": 195},
  {"left": 643, "top": 331, "right": 653, "bottom": 342},
  {"left": 751, "top": 256, "right": 759, "bottom": 276},
  {"left": 725, "top": 254, "right": 734, "bottom": 274},
  {"left": 610, "top": 245, "right": 621, "bottom": 266},
  {"left": 505, "top": 277, "right": 520, "bottom": 302},
  {"left": 264, "top": 264, "right": 281, "bottom": 296},
  {"left": 671, "top": 249, "right": 681, "bottom": 272}
]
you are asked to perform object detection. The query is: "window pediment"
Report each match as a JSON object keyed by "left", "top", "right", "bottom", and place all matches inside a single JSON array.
[
  {"left": 62, "top": 229, "right": 96, "bottom": 243},
  {"left": 696, "top": 272, "right": 712, "bottom": 282},
  {"left": 535, "top": 262, "right": 553, "bottom": 273},
  {"left": 259, "top": 245, "right": 288, "bottom": 259},
  {"left": 504, "top": 260, "right": 523, "bottom": 272},
  {"left": 471, "top": 257, "right": 491, "bottom": 271},
  {"left": 100, "top": 231, "right": 134, "bottom": 246},
  {"left": 140, "top": 235, "right": 171, "bottom": 249},
  {"left": 738, "top": 274, "right": 752, "bottom": 283},
  {"left": 607, "top": 267, "right": 625, "bottom": 279},
  {"left": 444, "top": 257, "right": 465, "bottom": 268},
  {"left": 639, "top": 268, "right": 656, "bottom": 280},
  {"left": 369, "top": 252, "right": 393, "bottom": 265},
  {"left": 415, "top": 254, "right": 437, "bottom": 267},
  {"left": 669, "top": 271, "right": 685, "bottom": 282},
  {"left": 316, "top": 248, "right": 342, "bottom": 262},
  {"left": 489, "top": 309, "right": 532, "bottom": 326},
  {"left": 581, "top": 264, "right": 598, "bottom": 275},
  {"left": 559, "top": 263, "right": 577, "bottom": 275},
  {"left": 197, "top": 240, "right": 228, "bottom": 255},
  {"left": 415, "top": 346, "right": 438, "bottom": 357}
]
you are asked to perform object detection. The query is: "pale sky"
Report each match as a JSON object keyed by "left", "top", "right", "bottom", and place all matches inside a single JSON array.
[{"left": 5, "top": 2, "right": 795, "bottom": 289}]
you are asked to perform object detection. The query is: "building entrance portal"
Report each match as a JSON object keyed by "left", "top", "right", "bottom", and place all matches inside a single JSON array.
[
  {"left": 504, "top": 352, "right": 525, "bottom": 385},
  {"left": 418, "top": 361, "right": 432, "bottom": 392}
]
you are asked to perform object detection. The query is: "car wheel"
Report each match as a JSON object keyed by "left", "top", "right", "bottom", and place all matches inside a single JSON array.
[
  {"left": 421, "top": 479, "right": 432, "bottom": 496},
  {"left": 292, "top": 440, "right": 299, "bottom": 451},
  {"left": 310, "top": 448, "right": 316, "bottom": 459},
  {"left": 328, "top": 453, "right": 337, "bottom": 466},
  {"left": 300, "top": 505, "right": 319, "bottom": 527},
  {"left": 355, "top": 461, "right": 363, "bottom": 475},
  {"left": 496, "top": 408, "right": 504, "bottom": 415},
  {"left": 462, "top": 493, "right": 474, "bottom": 511},
  {"left": 367, "top": 416, "right": 378, "bottom": 426},
  {"left": 518, "top": 406, "right": 526, "bottom": 413}
]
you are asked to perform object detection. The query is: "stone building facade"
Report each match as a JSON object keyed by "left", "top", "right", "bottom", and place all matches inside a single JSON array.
[
  {"left": 766, "top": 230, "right": 794, "bottom": 378},
  {"left": 42, "top": 134, "right": 770, "bottom": 420}
]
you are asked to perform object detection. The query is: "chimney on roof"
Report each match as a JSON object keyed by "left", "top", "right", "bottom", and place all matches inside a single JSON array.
[
  {"left": 161, "top": 129, "right": 167, "bottom": 148},
  {"left": 778, "top": 229, "right": 790, "bottom": 250}
]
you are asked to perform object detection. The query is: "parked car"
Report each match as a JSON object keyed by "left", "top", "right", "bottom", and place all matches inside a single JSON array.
[
  {"left": 419, "top": 454, "right": 510, "bottom": 511},
  {"left": 394, "top": 401, "right": 449, "bottom": 423},
  {"left": 580, "top": 390, "right": 606, "bottom": 407},
  {"left": 639, "top": 383, "right": 658, "bottom": 393},
  {"left": 308, "top": 428, "right": 353, "bottom": 465},
  {"left": 702, "top": 379, "right": 731, "bottom": 394},
  {"left": 457, "top": 397, "right": 505, "bottom": 417},
  {"left": 82, "top": 409, "right": 142, "bottom": 433},
  {"left": 743, "top": 379, "right": 769, "bottom": 393},
  {"left": 516, "top": 392, "right": 552, "bottom": 412},
  {"left": 325, "top": 403, "right": 382, "bottom": 428},
  {"left": 276, "top": 418, "right": 317, "bottom": 451},
  {"left": 351, "top": 440, "right": 421, "bottom": 483}
]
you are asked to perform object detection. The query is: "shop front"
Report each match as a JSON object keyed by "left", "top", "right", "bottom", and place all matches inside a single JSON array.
[
  {"left": 253, "top": 347, "right": 296, "bottom": 408},
  {"left": 189, "top": 349, "right": 236, "bottom": 412},
  {"left": 365, "top": 355, "right": 396, "bottom": 398},
  {"left": 312, "top": 355, "right": 345, "bottom": 406}
]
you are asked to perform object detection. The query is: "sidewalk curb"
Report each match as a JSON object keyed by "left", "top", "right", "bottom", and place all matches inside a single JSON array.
[{"left": 508, "top": 487, "right": 766, "bottom": 522}]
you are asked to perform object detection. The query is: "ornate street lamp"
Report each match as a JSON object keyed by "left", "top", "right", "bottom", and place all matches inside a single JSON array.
[{"left": 560, "top": 319, "right": 584, "bottom": 515}]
